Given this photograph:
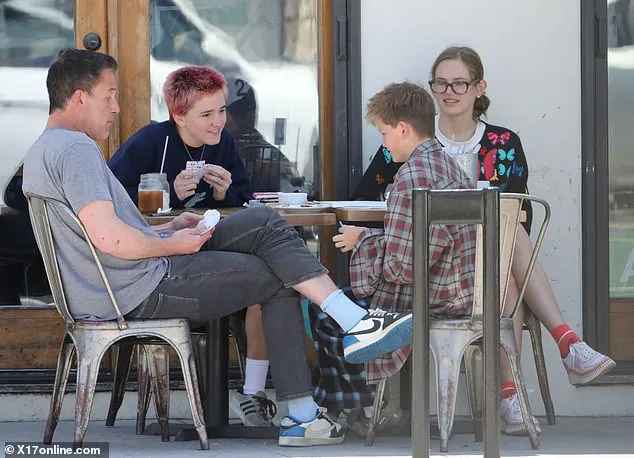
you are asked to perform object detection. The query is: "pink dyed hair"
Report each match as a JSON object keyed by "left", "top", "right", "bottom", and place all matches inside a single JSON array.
[{"left": 163, "top": 66, "right": 228, "bottom": 120}]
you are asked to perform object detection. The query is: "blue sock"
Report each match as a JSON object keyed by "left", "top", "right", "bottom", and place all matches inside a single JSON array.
[
  {"left": 288, "top": 396, "right": 319, "bottom": 423},
  {"left": 320, "top": 289, "right": 367, "bottom": 333}
]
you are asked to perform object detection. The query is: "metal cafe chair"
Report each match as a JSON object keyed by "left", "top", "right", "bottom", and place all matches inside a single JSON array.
[
  {"left": 240, "top": 143, "right": 283, "bottom": 192},
  {"left": 105, "top": 312, "right": 248, "bottom": 437},
  {"left": 25, "top": 193, "right": 208, "bottom": 450},
  {"left": 464, "top": 193, "right": 552, "bottom": 440},
  {"left": 369, "top": 189, "right": 541, "bottom": 456}
]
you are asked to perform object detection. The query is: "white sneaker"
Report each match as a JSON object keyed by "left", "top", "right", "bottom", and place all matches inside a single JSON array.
[
  {"left": 342, "top": 309, "right": 412, "bottom": 364},
  {"left": 278, "top": 407, "right": 345, "bottom": 446},
  {"left": 500, "top": 393, "right": 541, "bottom": 436},
  {"left": 229, "top": 389, "right": 277, "bottom": 427},
  {"left": 562, "top": 342, "right": 616, "bottom": 385}
]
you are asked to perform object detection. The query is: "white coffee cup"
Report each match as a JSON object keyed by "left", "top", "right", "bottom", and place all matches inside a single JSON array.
[{"left": 278, "top": 192, "right": 308, "bottom": 206}]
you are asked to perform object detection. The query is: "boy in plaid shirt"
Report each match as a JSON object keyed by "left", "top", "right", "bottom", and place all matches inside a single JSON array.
[{"left": 311, "top": 82, "right": 476, "bottom": 426}]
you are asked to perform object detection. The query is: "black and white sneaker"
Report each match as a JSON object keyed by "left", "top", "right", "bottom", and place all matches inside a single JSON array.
[
  {"left": 342, "top": 309, "right": 412, "bottom": 364},
  {"left": 229, "top": 389, "right": 277, "bottom": 427}
]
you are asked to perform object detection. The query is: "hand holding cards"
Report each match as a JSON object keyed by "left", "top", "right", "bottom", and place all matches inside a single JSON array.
[
  {"left": 195, "top": 209, "right": 221, "bottom": 235},
  {"left": 186, "top": 160, "right": 207, "bottom": 182}
]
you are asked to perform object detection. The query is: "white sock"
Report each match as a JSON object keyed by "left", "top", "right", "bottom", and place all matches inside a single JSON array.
[
  {"left": 319, "top": 289, "right": 367, "bottom": 333},
  {"left": 242, "top": 358, "right": 269, "bottom": 395},
  {"left": 288, "top": 396, "right": 319, "bottom": 423}
]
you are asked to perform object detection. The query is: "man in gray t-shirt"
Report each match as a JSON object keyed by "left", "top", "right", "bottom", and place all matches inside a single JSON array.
[
  {"left": 22, "top": 48, "right": 413, "bottom": 446},
  {"left": 23, "top": 128, "right": 167, "bottom": 320}
]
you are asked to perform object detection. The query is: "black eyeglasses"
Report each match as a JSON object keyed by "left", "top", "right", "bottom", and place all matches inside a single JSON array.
[{"left": 429, "top": 79, "right": 479, "bottom": 95}]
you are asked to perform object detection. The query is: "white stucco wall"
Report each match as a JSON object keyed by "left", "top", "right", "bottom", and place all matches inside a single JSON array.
[{"left": 360, "top": 0, "right": 634, "bottom": 416}]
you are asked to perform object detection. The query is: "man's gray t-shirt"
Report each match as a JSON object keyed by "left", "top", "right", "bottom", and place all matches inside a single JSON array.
[{"left": 23, "top": 128, "right": 168, "bottom": 320}]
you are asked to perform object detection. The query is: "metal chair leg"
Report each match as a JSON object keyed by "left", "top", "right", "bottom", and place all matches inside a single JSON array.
[
  {"left": 433, "top": 345, "right": 467, "bottom": 453},
  {"left": 146, "top": 345, "right": 170, "bottom": 442},
  {"left": 464, "top": 346, "right": 484, "bottom": 442},
  {"left": 105, "top": 341, "right": 134, "bottom": 426},
  {"left": 44, "top": 338, "right": 75, "bottom": 444},
  {"left": 524, "top": 308, "right": 556, "bottom": 425},
  {"left": 172, "top": 335, "right": 209, "bottom": 450},
  {"left": 502, "top": 339, "right": 540, "bottom": 450},
  {"left": 366, "top": 378, "right": 387, "bottom": 446},
  {"left": 136, "top": 345, "right": 152, "bottom": 435},
  {"left": 192, "top": 334, "right": 207, "bottom": 405},
  {"left": 72, "top": 343, "right": 106, "bottom": 448}
]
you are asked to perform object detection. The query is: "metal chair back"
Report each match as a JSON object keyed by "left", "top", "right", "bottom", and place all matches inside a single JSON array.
[
  {"left": 25, "top": 193, "right": 128, "bottom": 330},
  {"left": 470, "top": 195, "right": 522, "bottom": 321},
  {"left": 412, "top": 187, "right": 500, "bottom": 458},
  {"left": 239, "top": 143, "right": 283, "bottom": 192}
]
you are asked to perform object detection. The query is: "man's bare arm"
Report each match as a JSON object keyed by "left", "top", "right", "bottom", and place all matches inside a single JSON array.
[{"left": 78, "top": 200, "right": 210, "bottom": 259}]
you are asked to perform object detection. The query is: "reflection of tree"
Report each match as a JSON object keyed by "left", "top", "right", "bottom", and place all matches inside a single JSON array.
[
  {"left": 152, "top": 0, "right": 207, "bottom": 64},
  {"left": 282, "top": 0, "right": 317, "bottom": 64}
]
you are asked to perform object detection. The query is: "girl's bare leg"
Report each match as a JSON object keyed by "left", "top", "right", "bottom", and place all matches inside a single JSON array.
[{"left": 510, "top": 226, "right": 565, "bottom": 333}]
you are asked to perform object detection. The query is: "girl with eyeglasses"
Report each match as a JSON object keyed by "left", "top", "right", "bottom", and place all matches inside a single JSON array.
[
  {"left": 431, "top": 46, "right": 615, "bottom": 436},
  {"left": 343, "top": 45, "right": 616, "bottom": 437}
]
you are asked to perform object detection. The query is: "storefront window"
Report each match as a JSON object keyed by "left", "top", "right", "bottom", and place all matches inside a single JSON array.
[
  {"left": 608, "top": 0, "right": 634, "bottom": 298},
  {"left": 0, "top": 0, "right": 74, "bottom": 305},
  {"left": 149, "top": 0, "right": 319, "bottom": 196}
]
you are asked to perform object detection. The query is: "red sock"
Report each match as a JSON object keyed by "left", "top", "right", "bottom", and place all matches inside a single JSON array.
[
  {"left": 551, "top": 324, "right": 581, "bottom": 358},
  {"left": 501, "top": 380, "right": 517, "bottom": 400}
]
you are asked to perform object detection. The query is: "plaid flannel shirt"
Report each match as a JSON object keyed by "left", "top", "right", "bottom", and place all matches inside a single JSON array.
[{"left": 349, "top": 139, "right": 477, "bottom": 383}]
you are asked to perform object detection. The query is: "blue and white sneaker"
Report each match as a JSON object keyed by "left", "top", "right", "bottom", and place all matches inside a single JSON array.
[
  {"left": 343, "top": 309, "right": 412, "bottom": 364},
  {"left": 278, "top": 408, "right": 345, "bottom": 446}
]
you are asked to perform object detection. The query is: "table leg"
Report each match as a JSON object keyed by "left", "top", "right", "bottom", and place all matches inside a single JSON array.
[{"left": 174, "top": 317, "right": 278, "bottom": 441}]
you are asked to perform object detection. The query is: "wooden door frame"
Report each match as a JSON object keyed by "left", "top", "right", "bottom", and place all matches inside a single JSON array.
[{"left": 75, "top": 0, "right": 150, "bottom": 159}]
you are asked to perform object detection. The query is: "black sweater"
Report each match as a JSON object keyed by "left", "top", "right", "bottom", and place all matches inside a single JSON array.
[{"left": 109, "top": 121, "right": 253, "bottom": 209}]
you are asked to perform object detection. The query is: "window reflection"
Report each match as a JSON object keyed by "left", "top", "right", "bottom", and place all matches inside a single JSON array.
[
  {"left": 608, "top": 0, "right": 634, "bottom": 297},
  {"left": 149, "top": 0, "right": 319, "bottom": 197},
  {"left": 0, "top": 0, "right": 72, "bottom": 304}
]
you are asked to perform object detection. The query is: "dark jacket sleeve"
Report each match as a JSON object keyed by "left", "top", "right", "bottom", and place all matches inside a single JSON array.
[
  {"left": 108, "top": 126, "right": 158, "bottom": 205},
  {"left": 502, "top": 132, "right": 533, "bottom": 233},
  {"left": 201, "top": 137, "right": 253, "bottom": 208},
  {"left": 352, "top": 145, "right": 404, "bottom": 200},
  {"left": 4, "top": 174, "right": 27, "bottom": 212}
]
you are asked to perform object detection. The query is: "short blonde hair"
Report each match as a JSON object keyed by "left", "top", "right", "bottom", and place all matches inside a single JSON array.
[{"left": 365, "top": 81, "right": 435, "bottom": 138}]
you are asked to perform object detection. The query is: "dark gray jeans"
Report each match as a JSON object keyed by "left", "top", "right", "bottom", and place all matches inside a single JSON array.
[{"left": 130, "top": 206, "right": 327, "bottom": 401}]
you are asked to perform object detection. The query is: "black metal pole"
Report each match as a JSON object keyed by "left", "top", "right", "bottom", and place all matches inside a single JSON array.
[
  {"left": 412, "top": 189, "right": 430, "bottom": 458},
  {"left": 206, "top": 318, "right": 229, "bottom": 427}
]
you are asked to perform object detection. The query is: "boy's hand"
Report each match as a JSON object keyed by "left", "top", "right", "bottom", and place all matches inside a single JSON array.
[{"left": 332, "top": 225, "right": 365, "bottom": 252}]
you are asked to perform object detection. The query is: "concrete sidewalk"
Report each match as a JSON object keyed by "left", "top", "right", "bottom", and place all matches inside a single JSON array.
[{"left": 1, "top": 417, "right": 633, "bottom": 457}]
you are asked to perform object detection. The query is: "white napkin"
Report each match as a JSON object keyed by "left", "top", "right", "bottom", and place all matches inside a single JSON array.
[{"left": 196, "top": 209, "right": 220, "bottom": 234}]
